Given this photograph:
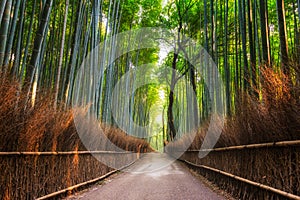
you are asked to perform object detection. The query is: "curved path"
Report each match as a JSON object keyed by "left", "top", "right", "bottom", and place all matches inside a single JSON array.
[{"left": 68, "top": 153, "right": 226, "bottom": 200}]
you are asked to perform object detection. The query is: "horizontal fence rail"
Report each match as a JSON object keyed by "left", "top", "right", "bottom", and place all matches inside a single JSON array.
[
  {"left": 0, "top": 150, "right": 134, "bottom": 156},
  {"left": 184, "top": 140, "right": 300, "bottom": 152},
  {"left": 181, "top": 159, "right": 300, "bottom": 200},
  {"left": 173, "top": 139, "right": 300, "bottom": 199}
]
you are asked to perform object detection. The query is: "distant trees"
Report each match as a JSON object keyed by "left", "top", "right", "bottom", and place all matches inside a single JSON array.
[
  {"left": 0, "top": 0, "right": 297, "bottom": 142},
  {"left": 161, "top": 0, "right": 298, "bottom": 140}
]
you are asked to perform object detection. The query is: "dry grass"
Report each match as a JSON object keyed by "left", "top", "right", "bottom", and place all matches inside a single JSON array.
[
  {"left": 0, "top": 75, "right": 151, "bottom": 200},
  {"left": 168, "top": 63, "right": 300, "bottom": 199},
  {"left": 169, "top": 64, "right": 300, "bottom": 150},
  {"left": 0, "top": 76, "right": 151, "bottom": 153}
]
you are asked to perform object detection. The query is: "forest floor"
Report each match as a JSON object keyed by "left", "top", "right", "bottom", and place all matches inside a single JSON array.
[{"left": 65, "top": 153, "right": 233, "bottom": 200}]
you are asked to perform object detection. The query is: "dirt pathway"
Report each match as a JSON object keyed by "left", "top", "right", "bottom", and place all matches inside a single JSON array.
[{"left": 67, "top": 153, "right": 227, "bottom": 200}]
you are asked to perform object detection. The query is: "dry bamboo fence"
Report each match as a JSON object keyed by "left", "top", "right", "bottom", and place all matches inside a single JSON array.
[
  {"left": 0, "top": 150, "right": 141, "bottom": 200},
  {"left": 36, "top": 159, "right": 136, "bottom": 200},
  {"left": 170, "top": 140, "right": 300, "bottom": 199},
  {"left": 182, "top": 160, "right": 300, "bottom": 200}
]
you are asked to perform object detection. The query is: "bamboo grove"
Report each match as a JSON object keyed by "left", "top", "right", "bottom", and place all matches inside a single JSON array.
[{"left": 0, "top": 0, "right": 299, "bottom": 147}]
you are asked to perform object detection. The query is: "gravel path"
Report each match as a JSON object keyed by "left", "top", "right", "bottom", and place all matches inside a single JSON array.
[{"left": 67, "top": 153, "right": 227, "bottom": 200}]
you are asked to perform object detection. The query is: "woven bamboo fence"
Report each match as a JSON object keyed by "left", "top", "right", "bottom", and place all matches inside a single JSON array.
[
  {"left": 171, "top": 140, "right": 300, "bottom": 199},
  {"left": 0, "top": 151, "right": 139, "bottom": 200}
]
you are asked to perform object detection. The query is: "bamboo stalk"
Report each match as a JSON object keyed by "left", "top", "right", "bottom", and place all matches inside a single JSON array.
[
  {"left": 183, "top": 140, "right": 300, "bottom": 152},
  {"left": 35, "top": 160, "right": 136, "bottom": 200},
  {"left": 0, "top": 0, "right": 7, "bottom": 25},
  {"left": 182, "top": 159, "right": 300, "bottom": 200},
  {"left": 0, "top": 151, "right": 134, "bottom": 156}
]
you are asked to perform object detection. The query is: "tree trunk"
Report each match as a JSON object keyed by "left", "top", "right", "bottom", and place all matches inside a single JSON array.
[
  {"left": 26, "top": 0, "right": 53, "bottom": 82},
  {"left": 0, "top": 0, "right": 12, "bottom": 69},
  {"left": 4, "top": 0, "right": 21, "bottom": 67},
  {"left": 167, "top": 52, "right": 178, "bottom": 141},
  {"left": 259, "top": 0, "right": 271, "bottom": 65},
  {"left": 224, "top": 0, "right": 231, "bottom": 115},
  {"left": 189, "top": 63, "right": 199, "bottom": 127},
  {"left": 0, "top": 0, "right": 7, "bottom": 28},
  {"left": 204, "top": 0, "right": 209, "bottom": 52},
  {"left": 293, "top": 1, "right": 300, "bottom": 63},
  {"left": 276, "top": 0, "right": 289, "bottom": 73},
  {"left": 54, "top": 0, "right": 69, "bottom": 109},
  {"left": 247, "top": 0, "right": 256, "bottom": 89},
  {"left": 239, "top": 0, "right": 249, "bottom": 90},
  {"left": 210, "top": 0, "right": 214, "bottom": 60},
  {"left": 12, "top": 0, "right": 26, "bottom": 77},
  {"left": 20, "top": 0, "right": 36, "bottom": 84},
  {"left": 65, "top": 1, "right": 84, "bottom": 106}
]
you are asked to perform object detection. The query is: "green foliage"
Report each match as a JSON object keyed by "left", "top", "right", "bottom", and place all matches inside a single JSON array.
[{"left": 0, "top": 0, "right": 298, "bottom": 148}]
